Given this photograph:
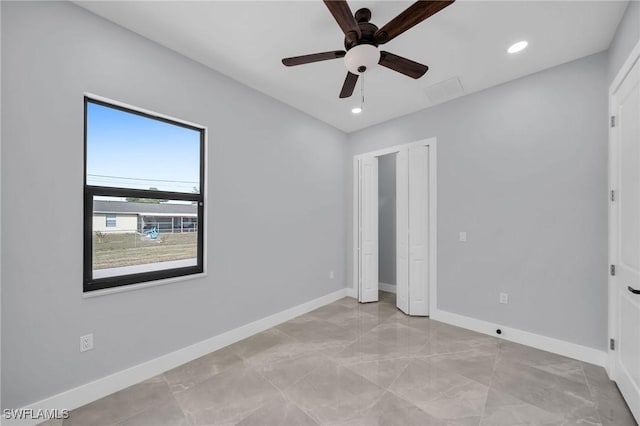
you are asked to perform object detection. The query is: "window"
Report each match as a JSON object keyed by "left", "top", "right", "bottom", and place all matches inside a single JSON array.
[
  {"left": 84, "top": 97, "right": 205, "bottom": 292},
  {"left": 105, "top": 214, "right": 117, "bottom": 228}
]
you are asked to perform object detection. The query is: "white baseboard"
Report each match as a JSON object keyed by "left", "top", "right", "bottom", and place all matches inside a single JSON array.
[
  {"left": 4, "top": 288, "right": 350, "bottom": 426},
  {"left": 379, "top": 282, "right": 396, "bottom": 293},
  {"left": 430, "top": 309, "right": 607, "bottom": 367},
  {"left": 346, "top": 286, "right": 357, "bottom": 299}
]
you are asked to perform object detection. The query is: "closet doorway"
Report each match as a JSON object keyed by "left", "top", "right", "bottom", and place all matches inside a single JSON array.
[{"left": 353, "top": 139, "right": 437, "bottom": 316}]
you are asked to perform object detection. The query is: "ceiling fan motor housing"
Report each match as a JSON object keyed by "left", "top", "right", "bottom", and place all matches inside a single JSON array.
[{"left": 344, "top": 9, "right": 380, "bottom": 75}]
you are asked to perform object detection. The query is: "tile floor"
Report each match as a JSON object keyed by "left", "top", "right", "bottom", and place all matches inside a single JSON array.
[{"left": 41, "top": 292, "right": 636, "bottom": 426}]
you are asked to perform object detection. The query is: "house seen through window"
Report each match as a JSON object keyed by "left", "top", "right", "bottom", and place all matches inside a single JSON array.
[{"left": 84, "top": 97, "right": 205, "bottom": 292}]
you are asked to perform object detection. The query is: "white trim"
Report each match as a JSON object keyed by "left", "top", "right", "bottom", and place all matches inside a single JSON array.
[
  {"left": 608, "top": 83, "right": 619, "bottom": 379},
  {"left": 428, "top": 141, "right": 438, "bottom": 315},
  {"left": 83, "top": 272, "right": 207, "bottom": 299},
  {"left": 431, "top": 309, "right": 607, "bottom": 367},
  {"left": 84, "top": 92, "right": 206, "bottom": 130},
  {"left": 5, "top": 289, "right": 350, "bottom": 426},
  {"left": 608, "top": 37, "right": 640, "bottom": 380},
  {"left": 83, "top": 92, "right": 209, "bottom": 297},
  {"left": 352, "top": 138, "right": 437, "bottom": 314},
  {"left": 609, "top": 38, "right": 640, "bottom": 96},
  {"left": 352, "top": 156, "right": 359, "bottom": 299},
  {"left": 379, "top": 282, "right": 397, "bottom": 293},
  {"left": 355, "top": 139, "right": 436, "bottom": 159}
]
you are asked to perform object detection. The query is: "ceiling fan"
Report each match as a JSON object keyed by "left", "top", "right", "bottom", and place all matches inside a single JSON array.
[{"left": 282, "top": 0, "right": 455, "bottom": 99}]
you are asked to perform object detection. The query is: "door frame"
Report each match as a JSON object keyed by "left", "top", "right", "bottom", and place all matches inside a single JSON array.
[
  {"left": 608, "top": 38, "right": 640, "bottom": 380},
  {"left": 353, "top": 138, "right": 438, "bottom": 314}
]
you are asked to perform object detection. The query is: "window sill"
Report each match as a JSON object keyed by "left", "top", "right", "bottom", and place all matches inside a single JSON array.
[{"left": 82, "top": 271, "right": 207, "bottom": 298}]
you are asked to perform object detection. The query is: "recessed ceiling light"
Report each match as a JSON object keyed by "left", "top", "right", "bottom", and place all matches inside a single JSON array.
[
  {"left": 508, "top": 41, "right": 528, "bottom": 54},
  {"left": 351, "top": 107, "right": 362, "bottom": 114}
]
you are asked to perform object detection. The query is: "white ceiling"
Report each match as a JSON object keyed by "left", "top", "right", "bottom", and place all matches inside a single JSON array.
[{"left": 76, "top": 1, "right": 628, "bottom": 133}]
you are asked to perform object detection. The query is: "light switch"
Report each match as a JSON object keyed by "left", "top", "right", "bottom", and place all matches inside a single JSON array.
[{"left": 459, "top": 232, "right": 467, "bottom": 242}]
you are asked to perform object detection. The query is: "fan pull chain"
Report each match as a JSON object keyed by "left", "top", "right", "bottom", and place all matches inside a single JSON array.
[{"left": 360, "top": 73, "right": 365, "bottom": 111}]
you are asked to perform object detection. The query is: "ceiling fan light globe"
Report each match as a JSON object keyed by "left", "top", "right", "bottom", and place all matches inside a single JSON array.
[{"left": 345, "top": 44, "right": 380, "bottom": 75}]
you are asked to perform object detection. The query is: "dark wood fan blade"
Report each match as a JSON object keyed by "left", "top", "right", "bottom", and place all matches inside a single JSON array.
[
  {"left": 374, "top": 0, "right": 455, "bottom": 44},
  {"left": 282, "top": 51, "right": 346, "bottom": 66},
  {"left": 379, "top": 51, "right": 428, "bottom": 79},
  {"left": 339, "top": 72, "right": 359, "bottom": 98},
  {"left": 323, "top": 0, "right": 361, "bottom": 42}
]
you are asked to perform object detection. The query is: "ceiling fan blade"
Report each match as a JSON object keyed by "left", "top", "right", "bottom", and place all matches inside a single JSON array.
[
  {"left": 339, "top": 72, "right": 359, "bottom": 98},
  {"left": 379, "top": 51, "right": 428, "bottom": 79},
  {"left": 323, "top": 0, "right": 361, "bottom": 42},
  {"left": 282, "top": 51, "right": 346, "bottom": 66},
  {"left": 374, "top": 0, "right": 455, "bottom": 44}
]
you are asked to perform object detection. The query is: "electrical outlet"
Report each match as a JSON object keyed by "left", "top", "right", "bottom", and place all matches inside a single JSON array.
[
  {"left": 80, "top": 334, "right": 94, "bottom": 352},
  {"left": 329, "top": 270, "right": 335, "bottom": 280},
  {"left": 499, "top": 293, "right": 509, "bottom": 304},
  {"left": 459, "top": 232, "right": 467, "bottom": 242}
]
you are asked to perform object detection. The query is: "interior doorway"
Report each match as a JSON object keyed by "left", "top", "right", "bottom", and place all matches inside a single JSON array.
[
  {"left": 353, "top": 139, "right": 437, "bottom": 316},
  {"left": 378, "top": 153, "right": 397, "bottom": 297}
]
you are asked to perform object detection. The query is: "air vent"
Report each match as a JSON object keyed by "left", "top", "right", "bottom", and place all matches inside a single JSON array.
[{"left": 424, "top": 77, "right": 464, "bottom": 104}]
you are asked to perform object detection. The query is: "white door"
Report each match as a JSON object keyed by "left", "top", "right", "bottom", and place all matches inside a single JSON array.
[
  {"left": 612, "top": 56, "right": 640, "bottom": 422},
  {"left": 396, "top": 148, "right": 410, "bottom": 314},
  {"left": 408, "top": 145, "right": 429, "bottom": 316},
  {"left": 359, "top": 156, "right": 379, "bottom": 303}
]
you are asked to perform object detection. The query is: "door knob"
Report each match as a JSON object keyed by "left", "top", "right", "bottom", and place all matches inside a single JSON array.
[{"left": 628, "top": 286, "right": 640, "bottom": 295}]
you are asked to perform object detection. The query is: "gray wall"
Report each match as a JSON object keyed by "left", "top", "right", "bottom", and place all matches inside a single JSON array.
[
  {"left": 0, "top": 0, "right": 3, "bottom": 411},
  {"left": 378, "top": 154, "right": 396, "bottom": 286},
  {"left": 608, "top": 1, "right": 640, "bottom": 84},
  {"left": 4, "top": 0, "right": 636, "bottom": 411},
  {"left": 347, "top": 52, "right": 609, "bottom": 350},
  {"left": 1, "top": 1, "right": 347, "bottom": 409}
]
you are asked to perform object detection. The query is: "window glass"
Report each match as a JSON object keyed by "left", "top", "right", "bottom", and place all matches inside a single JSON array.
[
  {"left": 86, "top": 101, "right": 201, "bottom": 193},
  {"left": 92, "top": 196, "right": 198, "bottom": 280},
  {"left": 84, "top": 98, "right": 204, "bottom": 292}
]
